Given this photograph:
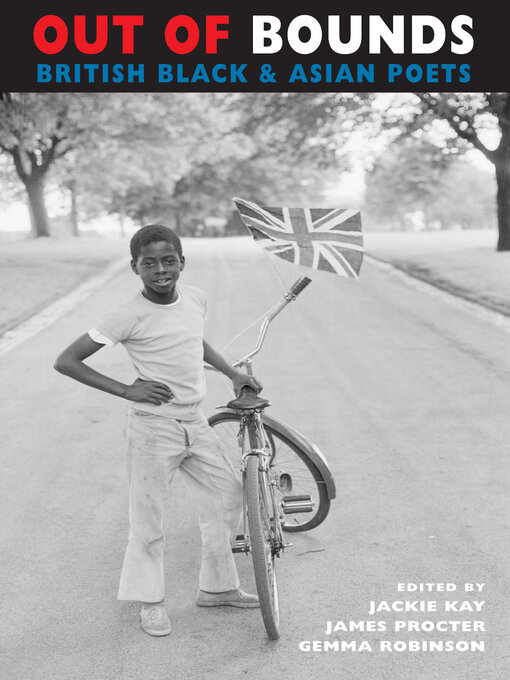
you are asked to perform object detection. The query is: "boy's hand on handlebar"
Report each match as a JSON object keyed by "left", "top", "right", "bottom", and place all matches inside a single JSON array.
[
  {"left": 232, "top": 370, "right": 263, "bottom": 396},
  {"left": 124, "top": 378, "right": 174, "bottom": 405}
]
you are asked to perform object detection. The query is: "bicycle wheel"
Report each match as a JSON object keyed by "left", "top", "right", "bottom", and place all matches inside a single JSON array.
[
  {"left": 209, "top": 412, "right": 330, "bottom": 532},
  {"left": 245, "top": 453, "right": 280, "bottom": 640}
]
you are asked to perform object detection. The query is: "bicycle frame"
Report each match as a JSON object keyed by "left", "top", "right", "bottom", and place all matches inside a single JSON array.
[
  {"left": 238, "top": 409, "right": 286, "bottom": 558},
  {"left": 208, "top": 275, "right": 335, "bottom": 639},
  {"left": 224, "top": 274, "right": 317, "bottom": 554},
  {"left": 209, "top": 272, "right": 335, "bottom": 514}
]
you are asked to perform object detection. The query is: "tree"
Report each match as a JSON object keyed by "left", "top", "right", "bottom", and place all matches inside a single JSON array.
[
  {"left": 413, "top": 94, "right": 510, "bottom": 250},
  {"left": 0, "top": 93, "right": 372, "bottom": 238},
  {"left": 0, "top": 93, "right": 195, "bottom": 236},
  {"left": 365, "top": 137, "right": 450, "bottom": 230},
  {"left": 233, "top": 92, "right": 510, "bottom": 251},
  {"left": 0, "top": 93, "right": 81, "bottom": 236},
  {"left": 170, "top": 154, "right": 333, "bottom": 232},
  {"left": 36, "top": 93, "right": 180, "bottom": 235},
  {"left": 229, "top": 92, "right": 369, "bottom": 169},
  {"left": 60, "top": 93, "right": 248, "bottom": 233},
  {"left": 65, "top": 93, "right": 334, "bottom": 234},
  {"left": 365, "top": 138, "right": 496, "bottom": 231},
  {"left": 431, "top": 161, "right": 496, "bottom": 230}
]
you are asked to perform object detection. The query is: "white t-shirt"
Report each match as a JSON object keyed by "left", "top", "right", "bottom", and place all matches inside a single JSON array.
[{"left": 89, "top": 285, "right": 207, "bottom": 419}]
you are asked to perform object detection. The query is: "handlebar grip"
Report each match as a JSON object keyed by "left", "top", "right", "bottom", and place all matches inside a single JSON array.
[{"left": 289, "top": 276, "right": 312, "bottom": 297}]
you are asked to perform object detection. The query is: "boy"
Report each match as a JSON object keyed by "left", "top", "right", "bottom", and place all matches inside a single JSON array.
[{"left": 54, "top": 224, "right": 262, "bottom": 637}]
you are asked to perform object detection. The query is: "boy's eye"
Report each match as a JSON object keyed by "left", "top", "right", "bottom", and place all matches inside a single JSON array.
[{"left": 141, "top": 257, "right": 179, "bottom": 267}]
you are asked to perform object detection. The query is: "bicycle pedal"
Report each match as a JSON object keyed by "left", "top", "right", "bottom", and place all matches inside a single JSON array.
[
  {"left": 232, "top": 534, "right": 250, "bottom": 554},
  {"left": 281, "top": 494, "right": 314, "bottom": 514}
]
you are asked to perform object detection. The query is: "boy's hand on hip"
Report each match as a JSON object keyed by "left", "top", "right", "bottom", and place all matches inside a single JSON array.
[
  {"left": 232, "top": 370, "right": 263, "bottom": 396},
  {"left": 124, "top": 378, "right": 173, "bottom": 405}
]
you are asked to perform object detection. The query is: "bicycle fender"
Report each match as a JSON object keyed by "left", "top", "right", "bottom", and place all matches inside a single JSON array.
[{"left": 260, "top": 413, "right": 337, "bottom": 501}]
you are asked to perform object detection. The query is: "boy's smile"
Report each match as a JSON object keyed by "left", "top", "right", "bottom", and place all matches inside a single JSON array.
[{"left": 131, "top": 241, "right": 185, "bottom": 304}]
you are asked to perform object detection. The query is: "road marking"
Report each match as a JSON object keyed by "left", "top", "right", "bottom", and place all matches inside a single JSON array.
[
  {"left": 0, "top": 258, "right": 127, "bottom": 357},
  {"left": 367, "top": 255, "right": 510, "bottom": 334}
]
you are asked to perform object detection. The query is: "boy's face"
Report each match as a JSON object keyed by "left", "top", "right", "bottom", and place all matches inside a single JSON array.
[{"left": 131, "top": 240, "right": 185, "bottom": 303}]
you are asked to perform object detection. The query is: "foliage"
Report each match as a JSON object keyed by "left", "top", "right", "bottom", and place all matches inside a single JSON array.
[
  {"left": 228, "top": 92, "right": 374, "bottom": 168},
  {"left": 54, "top": 93, "right": 341, "bottom": 234},
  {"left": 365, "top": 139, "right": 495, "bottom": 231},
  {"left": 364, "top": 137, "right": 449, "bottom": 229},
  {"left": 0, "top": 93, "right": 116, "bottom": 235},
  {"left": 429, "top": 161, "right": 496, "bottom": 230},
  {"left": 1, "top": 92, "right": 509, "bottom": 248},
  {"left": 233, "top": 91, "right": 510, "bottom": 248}
]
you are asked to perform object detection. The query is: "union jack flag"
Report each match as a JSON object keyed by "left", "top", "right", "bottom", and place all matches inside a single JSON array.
[{"left": 233, "top": 197, "right": 364, "bottom": 278}]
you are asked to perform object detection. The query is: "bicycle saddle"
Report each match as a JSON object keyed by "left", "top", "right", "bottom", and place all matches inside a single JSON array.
[{"left": 226, "top": 386, "right": 271, "bottom": 410}]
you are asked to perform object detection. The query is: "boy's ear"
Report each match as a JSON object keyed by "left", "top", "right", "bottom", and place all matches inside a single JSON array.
[
  {"left": 130, "top": 259, "right": 139, "bottom": 274},
  {"left": 179, "top": 255, "right": 185, "bottom": 271}
]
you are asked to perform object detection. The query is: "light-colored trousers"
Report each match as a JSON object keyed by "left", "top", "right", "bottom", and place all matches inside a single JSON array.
[{"left": 117, "top": 407, "right": 242, "bottom": 603}]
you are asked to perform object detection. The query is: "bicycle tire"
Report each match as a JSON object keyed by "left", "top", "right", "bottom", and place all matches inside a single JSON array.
[
  {"left": 209, "top": 412, "right": 330, "bottom": 532},
  {"left": 245, "top": 453, "right": 280, "bottom": 640}
]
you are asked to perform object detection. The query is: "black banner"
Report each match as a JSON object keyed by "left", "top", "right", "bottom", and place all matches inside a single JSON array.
[{"left": 1, "top": 3, "right": 506, "bottom": 92}]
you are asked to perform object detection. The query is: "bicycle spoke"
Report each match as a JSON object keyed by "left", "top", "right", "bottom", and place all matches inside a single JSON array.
[{"left": 209, "top": 412, "right": 331, "bottom": 532}]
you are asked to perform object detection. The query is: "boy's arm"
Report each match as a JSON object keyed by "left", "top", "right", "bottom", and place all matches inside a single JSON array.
[
  {"left": 203, "top": 340, "right": 263, "bottom": 395},
  {"left": 54, "top": 333, "right": 173, "bottom": 405}
]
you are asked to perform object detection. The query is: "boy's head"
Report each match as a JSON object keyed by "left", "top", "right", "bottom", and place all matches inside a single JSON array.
[
  {"left": 130, "top": 224, "right": 183, "bottom": 261},
  {"left": 130, "top": 224, "right": 185, "bottom": 301}
]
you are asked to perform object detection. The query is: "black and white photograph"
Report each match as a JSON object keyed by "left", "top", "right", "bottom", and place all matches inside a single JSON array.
[{"left": 0, "top": 7, "right": 509, "bottom": 680}]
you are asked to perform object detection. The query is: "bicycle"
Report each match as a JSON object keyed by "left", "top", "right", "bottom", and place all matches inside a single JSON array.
[{"left": 206, "top": 276, "right": 336, "bottom": 640}]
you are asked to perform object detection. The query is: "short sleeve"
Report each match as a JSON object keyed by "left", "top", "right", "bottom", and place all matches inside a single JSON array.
[
  {"left": 183, "top": 285, "right": 207, "bottom": 319},
  {"left": 88, "top": 328, "right": 115, "bottom": 346},
  {"left": 92, "top": 303, "right": 139, "bottom": 346}
]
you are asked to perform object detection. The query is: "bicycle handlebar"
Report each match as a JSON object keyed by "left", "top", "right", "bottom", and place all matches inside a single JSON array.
[
  {"left": 205, "top": 276, "right": 312, "bottom": 374},
  {"left": 232, "top": 275, "right": 312, "bottom": 368}
]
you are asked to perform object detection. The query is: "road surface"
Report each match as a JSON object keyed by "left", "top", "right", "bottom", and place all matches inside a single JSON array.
[{"left": 0, "top": 238, "right": 508, "bottom": 680}]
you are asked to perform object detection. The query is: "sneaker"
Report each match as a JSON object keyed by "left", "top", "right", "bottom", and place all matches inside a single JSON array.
[
  {"left": 196, "top": 588, "right": 260, "bottom": 608},
  {"left": 140, "top": 603, "right": 172, "bottom": 636}
]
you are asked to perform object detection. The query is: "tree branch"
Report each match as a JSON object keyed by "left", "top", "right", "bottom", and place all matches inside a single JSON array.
[
  {"left": 0, "top": 139, "right": 14, "bottom": 154},
  {"left": 446, "top": 116, "right": 496, "bottom": 163},
  {"left": 54, "top": 140, "right": 75, "bottom": 159},
  {"left": 485, "top": 93, "right": 510, "bottom": 130},
  {"left": 416, "top": 93, "right": 497, "bottom": 164},
  {"left": 10, "top": 146, "right": 29, "bottom": 183},
  {"left": 39, "top": 135, "right": 61, "bottom": 172}
]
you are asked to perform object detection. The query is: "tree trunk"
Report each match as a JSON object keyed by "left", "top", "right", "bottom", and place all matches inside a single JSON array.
[
  {"left": 175, "top": 208, "right": 182, "bottom": 233},
  {"left": 24, "top": 175, "right": 51, "bottom": 237},
  {"left": 118, "top": 196, "right": 127, "bottom": 237},
  {"left": 69, "top": 179, "right": 80, "bottom": 237},
  {"left": 495, "top": 158, "right": 510, "bottom": 251}
]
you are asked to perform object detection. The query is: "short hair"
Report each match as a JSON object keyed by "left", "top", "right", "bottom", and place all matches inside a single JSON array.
[{"left": 130, "top": 224, "right": 183, "bottom": 260}]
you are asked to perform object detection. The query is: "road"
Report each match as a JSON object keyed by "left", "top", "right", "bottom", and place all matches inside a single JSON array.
[{"left": 1, "top": 238, "right": 508, "bottom": 680}]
